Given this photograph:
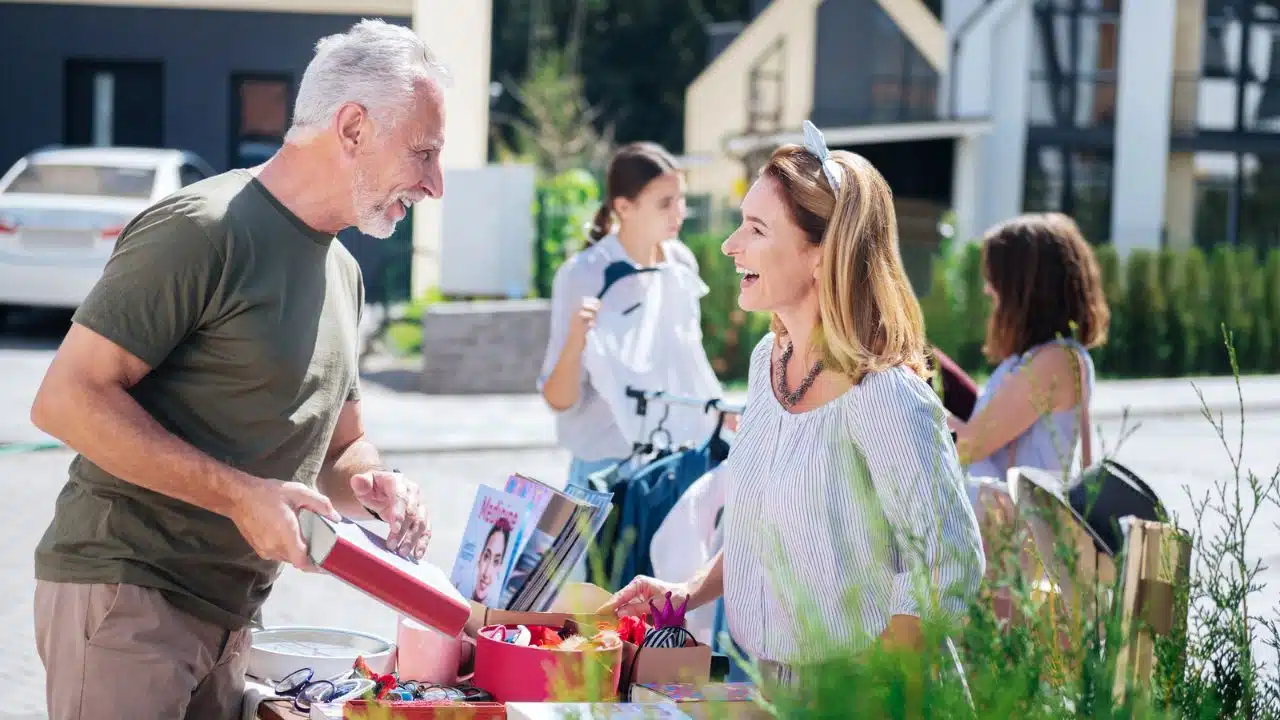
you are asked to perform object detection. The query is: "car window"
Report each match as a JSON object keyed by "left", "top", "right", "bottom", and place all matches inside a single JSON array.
[
  {"left": 5, "top": 163, "right": 156, "bottom": 199},
  {"left": 179, "top": 163, "right": 208, "bottom": 187}
]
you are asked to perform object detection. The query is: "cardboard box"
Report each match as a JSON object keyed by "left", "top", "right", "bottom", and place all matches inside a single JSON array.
[{"left": 631, "top": 683, "right": 771, "bottom": 719}]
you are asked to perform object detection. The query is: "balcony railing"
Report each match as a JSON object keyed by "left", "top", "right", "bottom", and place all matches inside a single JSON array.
[
  {"left": 1026, "top": 72, "right": 1117, "bottom": 128},
  {"left": 810, "top": 72, "right": 940, "bottom": 128},
  {"left": 1170, "top": 72, "right": 1280, "bottom": 134}
]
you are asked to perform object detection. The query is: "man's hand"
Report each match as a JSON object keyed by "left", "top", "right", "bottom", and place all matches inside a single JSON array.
[
  {"left": 350, "top": 470, "right": 431, "bottom": 560},
  {"left": 231, "top": 478, "right": 340, "bottom": 570}
]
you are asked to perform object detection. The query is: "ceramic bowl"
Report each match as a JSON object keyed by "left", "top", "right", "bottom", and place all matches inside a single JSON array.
[{"left": 248, "top": 626, "right": 395, "bottom": 684}]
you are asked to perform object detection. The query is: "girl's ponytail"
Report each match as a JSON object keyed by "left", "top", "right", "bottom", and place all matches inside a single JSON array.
[{"left": 587, "top": 203, "right": 613, "bottom": 244}]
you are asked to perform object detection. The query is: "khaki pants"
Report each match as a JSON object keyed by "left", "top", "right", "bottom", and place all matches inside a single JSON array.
[{"left": 34, "top": 581, "right": 252, "bottom": 720}]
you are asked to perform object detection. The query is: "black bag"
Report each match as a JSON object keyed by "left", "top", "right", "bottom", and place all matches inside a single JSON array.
[{"left": 1066, "top": 459, "right": 1166, "bottom": 556}]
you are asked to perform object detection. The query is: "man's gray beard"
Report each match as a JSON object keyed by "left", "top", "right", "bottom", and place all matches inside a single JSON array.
[{"left": 352, "top": 163, "right": 398, "bottom": 239}]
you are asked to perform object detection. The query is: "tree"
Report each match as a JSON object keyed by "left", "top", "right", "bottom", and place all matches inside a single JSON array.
[
  {"left": 490, "top": 0, "right": 751, "bottom": 155},
  {"left": 492, "top": 47, "right": 614, "bottom": 176}
]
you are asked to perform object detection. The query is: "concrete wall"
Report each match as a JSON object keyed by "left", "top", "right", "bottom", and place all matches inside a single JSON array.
[
  {"left": 411, "top": 0, "right": 492, "bottom": 298},
  {"left": 0, "top": 2, "right": 410, "bottom": 174},
  {"left": 1110, "top": 0, "right": 1177, "bottom": 254},
  {"left": 419, "top": 300, "right": 550, "bottom": 394},
  {"left": 944, "top": 0, "right": 1031, "bottom": 242},
  {"left": 1166, "top": 0, "right": 1206, "bottom": 250}
]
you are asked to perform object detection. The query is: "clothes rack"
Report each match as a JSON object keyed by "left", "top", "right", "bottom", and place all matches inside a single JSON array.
[
  {"left": 623, "top": 385, "right": 745, "bottom": 419},
  {"left": 584, "top": 386, "right": 739, "bottom": 593}
]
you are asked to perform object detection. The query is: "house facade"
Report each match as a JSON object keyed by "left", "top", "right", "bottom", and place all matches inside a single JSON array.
[
  {"left": 0, "top": 0, "right": 494, "bottom": 299},
  {"left": 686, "top": 0, "right": 1280, "bottom": 256}
]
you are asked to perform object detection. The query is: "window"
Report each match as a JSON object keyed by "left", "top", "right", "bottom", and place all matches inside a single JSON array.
[
  {"left": 5, "top": 163, "right": 156, "bottom": 199},
  {"left": 230, "top": 74, "right": 291, "bottom": 169},
  {"left": 1024, "top": 147, "right": 1114, "bottom": 243},
  {"left": 1194, "top": 150, "right": 1280, "bottom": 250},
  {"left": 1195, "top": 3, "right": 1280, "bottom": 131},
  {"left": 179, "top": 163, "right": 207, "bottom": 187},
  {"left": 1027, "top": 0, "right": 1122, "bottom": 128}
]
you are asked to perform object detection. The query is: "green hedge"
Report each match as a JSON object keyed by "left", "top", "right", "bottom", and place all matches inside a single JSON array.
[
  {"left": 682, "top": 232, "right": 1280, "bottom": 383},
  {"left": 921, "top": 241, "right": 1280, "bottom": 379}
]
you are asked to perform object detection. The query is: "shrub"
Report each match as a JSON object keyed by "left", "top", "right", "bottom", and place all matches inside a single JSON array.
[
  {"left": 1158, "top": 250, "right": 1192, "bottom": 378},
  {"left": 1206, "top": 246, "right": 1244, "bottom": 376},
  {"left": 1122, "top": 249, "right": 1165, "bottom": 378},
  {"left": 533, "top": 168, "right": 601, "bottom": 297},
  {"left": 1094, "top": 243, "right": 1124, "bottom": 377},
  {"left": 1182, "top": 247, "right": 1214, "bottom": 374},
  {"left": 914, "top": 240, "right": 1280, "bottom": 382}
]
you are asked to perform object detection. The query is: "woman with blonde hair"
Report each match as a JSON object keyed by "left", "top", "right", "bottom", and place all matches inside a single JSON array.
[{"left": 600, "top": 123, "right": 985, "bottom": 685}]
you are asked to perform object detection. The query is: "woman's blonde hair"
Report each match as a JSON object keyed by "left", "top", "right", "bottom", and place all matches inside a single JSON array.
[{"left": 761, "top": 145, "right": 931, "bottom": 384}]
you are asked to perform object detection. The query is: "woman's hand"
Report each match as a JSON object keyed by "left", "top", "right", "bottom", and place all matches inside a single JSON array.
[
  {"left": 597, "top": 575, "right": 691, "bottom": 619},
  {"left": 566, "top": 297, "right": 601, "bottom": 348},
  {"left": 879, "top": 614, "right": 924, "bottom": 653}
]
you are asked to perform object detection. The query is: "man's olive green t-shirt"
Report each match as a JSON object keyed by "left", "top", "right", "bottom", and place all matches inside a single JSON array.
[{"left": 34, "top": 168, "right": 364, "bottom": 630}]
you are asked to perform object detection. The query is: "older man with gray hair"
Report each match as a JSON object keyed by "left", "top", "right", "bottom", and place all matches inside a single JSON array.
[{"left": 29, "top": 19, "right": 447, "bottom": 719}]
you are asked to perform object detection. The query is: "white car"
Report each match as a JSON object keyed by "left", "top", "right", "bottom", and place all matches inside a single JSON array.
[{"left": 0, "top": 146, "right": 216, "bottom": 313}]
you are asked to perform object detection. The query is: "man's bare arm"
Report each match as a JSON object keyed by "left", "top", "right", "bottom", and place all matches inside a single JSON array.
[
  {"left": 30, "top": 323, "right": 263, "bottom": 517},
  {"left": 317, "top": 400, "right": 385, "bottom": 519}
]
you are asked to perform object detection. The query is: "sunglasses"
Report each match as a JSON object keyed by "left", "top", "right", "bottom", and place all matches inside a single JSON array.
[{"left": 274, "top": 668, "right": 374, "bottom": 712}]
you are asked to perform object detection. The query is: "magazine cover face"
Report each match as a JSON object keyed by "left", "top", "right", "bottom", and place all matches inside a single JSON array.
[{"left": 451, "top": 486, "right": 527, "bottom": 607}]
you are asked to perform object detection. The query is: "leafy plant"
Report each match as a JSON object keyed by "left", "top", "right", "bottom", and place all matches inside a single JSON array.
[{"left": 1122, "top": 249, "right": 1165, "bottom": 379}]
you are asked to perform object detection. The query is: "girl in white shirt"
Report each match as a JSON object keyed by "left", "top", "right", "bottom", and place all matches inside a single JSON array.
[
  {"left": 537, "top": 142, "right": 723, "bottom": 490},
  {"left": 599, "top": 124, "right": 985, "bottom": 688}
]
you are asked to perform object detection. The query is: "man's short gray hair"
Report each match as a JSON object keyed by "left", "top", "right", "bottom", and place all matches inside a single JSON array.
[{"left": 287, "top": 18, "right": 449, "bottom": 140}]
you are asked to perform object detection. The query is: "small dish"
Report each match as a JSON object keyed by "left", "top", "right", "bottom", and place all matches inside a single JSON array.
[{"left": 248, "top": 626, "right": 395, "bottom": 683}]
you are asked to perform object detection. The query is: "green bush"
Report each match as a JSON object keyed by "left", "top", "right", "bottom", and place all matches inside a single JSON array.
[
  {"left": 533, "top": 168, "right": 601, "bottom": 298},
  {"left": 914, "top": 241, "right": 1280, "bottom": 381},
  {"left": 1183, "top": 247, "right": 1214, "bottom": 374},
  {"left": 1158, "top": 250, "right": 1192, "bottom": 378},
  {"left": 1122, "top": 250, "right": 1165, "bottom": 378}
]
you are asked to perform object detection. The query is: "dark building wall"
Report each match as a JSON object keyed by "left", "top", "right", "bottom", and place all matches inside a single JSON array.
[
  {"left": 0, "top": 2, "right": 411, "bottom": 175},
  {"left": 811, "top": 0, "right": 938, "bottom": 128}
]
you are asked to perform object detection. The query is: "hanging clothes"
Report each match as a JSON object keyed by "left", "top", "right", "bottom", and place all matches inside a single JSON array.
[
  {"left": 580, "top": 257, "right": 724, "bottom": 451},
  {"left": 586, "top": 429, "right": 730, "bottom": 592},
  {"left": 649, "top": 463, "right": 729, "bottom": 645}
]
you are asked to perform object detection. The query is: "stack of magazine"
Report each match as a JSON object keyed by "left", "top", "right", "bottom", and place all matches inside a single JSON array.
[{"left": 450, "top": 473, "right": 613, "bottom": 612}]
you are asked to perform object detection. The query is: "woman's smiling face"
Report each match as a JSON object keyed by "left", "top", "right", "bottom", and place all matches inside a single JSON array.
[{"left": 720, "top": 174, "right": 822, "bottom": 313}]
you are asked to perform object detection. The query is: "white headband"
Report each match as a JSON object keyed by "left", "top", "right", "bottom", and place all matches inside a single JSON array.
[{"left": 802, "top": 120, "right": 842, "bottom": 192}]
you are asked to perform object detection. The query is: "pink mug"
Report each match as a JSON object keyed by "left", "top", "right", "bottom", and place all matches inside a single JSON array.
[{"left": 395, "top": 615, "right": 465, "bottom": 684}]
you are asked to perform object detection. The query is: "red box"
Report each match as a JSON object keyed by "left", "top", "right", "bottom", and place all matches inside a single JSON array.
[{"left": 472, "top": 624, "right": 623, "bottom": 702}]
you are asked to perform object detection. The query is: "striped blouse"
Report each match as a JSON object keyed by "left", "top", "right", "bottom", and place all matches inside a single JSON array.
[{"left": 721, "top": 333, "right": 985, "bottom": 665}]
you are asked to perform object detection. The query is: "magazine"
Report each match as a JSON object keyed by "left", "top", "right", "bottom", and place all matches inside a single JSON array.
[
  {"left": 450, "top": 486, "right": 529, "bottom": 608},
  {"left": 498, "top": 473, "right": 563, "bottom": 609},
  {"left": 510, "top": 482, "right": 616, "bottom": 612}
]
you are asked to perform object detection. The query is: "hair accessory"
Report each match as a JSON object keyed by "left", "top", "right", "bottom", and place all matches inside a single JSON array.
[
  {"left": 648, "top": 591, "right": 688, "bottom": 630},
  {"left": 802, "top": 120, "right": 842, "bottom": 192}
]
